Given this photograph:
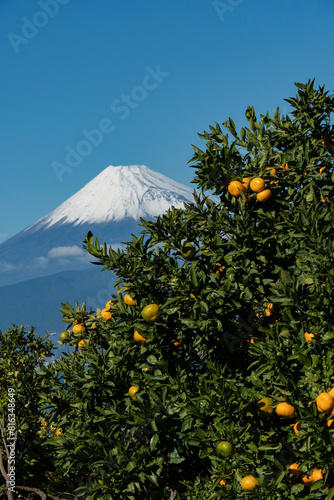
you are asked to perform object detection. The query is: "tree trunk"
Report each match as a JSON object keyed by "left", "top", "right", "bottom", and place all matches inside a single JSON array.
[{"left": 170, "top": 489, "right": 178, "bottom": 500}]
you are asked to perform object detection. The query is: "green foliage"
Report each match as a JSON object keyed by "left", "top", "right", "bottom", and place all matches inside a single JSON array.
[
  {"left": 0, "top": 326, "right": 70, "bottom": 494},
  {"left": 43, "top": 80, "right": 334, "bottom": 498}
]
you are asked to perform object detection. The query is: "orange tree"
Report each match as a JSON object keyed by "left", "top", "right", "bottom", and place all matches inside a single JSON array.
[
  {"left": 0, "top": 326, "right": 69, "bottom": 499},
  {"left": 43, "top": 80, "right": 334, "bottom": 499}
]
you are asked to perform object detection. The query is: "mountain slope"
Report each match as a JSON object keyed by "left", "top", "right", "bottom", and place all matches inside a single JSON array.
[
  {"left": 0, "top": 268, "right": 116, "bottom": 357},
  {"left": 0, "top": 165, "right": 194, "bottom": 286}
]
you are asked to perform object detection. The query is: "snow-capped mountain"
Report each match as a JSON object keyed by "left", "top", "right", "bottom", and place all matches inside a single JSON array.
[
  {"left": 0, "top": 165, "right": 194, "bottom": 287},
  {"left": 28, "top": 164, "right": 194, "bottom": 230}
]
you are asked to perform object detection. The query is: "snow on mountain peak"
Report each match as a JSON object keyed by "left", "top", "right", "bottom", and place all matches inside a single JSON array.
[{"left": 28, "top": 165, "right": 194, "bottom": 231}]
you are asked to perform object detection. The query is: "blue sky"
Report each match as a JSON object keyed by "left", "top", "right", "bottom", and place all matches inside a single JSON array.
[{"left": 1, "top": 0, "right": 333, "bottom": 241}]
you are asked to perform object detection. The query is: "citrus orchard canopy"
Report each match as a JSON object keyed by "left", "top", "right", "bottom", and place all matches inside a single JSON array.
[{"left": 40, "top": 79, "right": 334, "bottom": 499}]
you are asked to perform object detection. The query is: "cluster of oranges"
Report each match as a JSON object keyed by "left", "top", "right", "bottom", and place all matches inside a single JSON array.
[
  {"left": 255, "top": 389, "right": 334, "bottom": 488},
  {"left": 227, "top": 175, "right": 272, "bottom": 202},
  {"left": 214, "top": 262, "right": 226, "bottom": 275}
]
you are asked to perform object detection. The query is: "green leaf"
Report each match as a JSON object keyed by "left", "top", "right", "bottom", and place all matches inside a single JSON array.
[{"left": 150, "top": 433, "right": 159, "bottom": 452}]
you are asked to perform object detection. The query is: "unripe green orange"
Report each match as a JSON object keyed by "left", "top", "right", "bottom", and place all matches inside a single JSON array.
[{"left": 141, "top": 304, "right": 162, "bottom": 322}]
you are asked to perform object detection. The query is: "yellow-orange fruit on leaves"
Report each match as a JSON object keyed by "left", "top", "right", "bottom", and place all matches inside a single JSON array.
[
  {"left": 250, "top": 177, "right": 265, "bottom": 193},
  {"left": 78, "top": 339, "right": 93, "bottom": 350},
  {"left": 287, "top": 463, "right": 301, "bottom": 477},
  {"left": 101, "top": 308, "right": 112, "bottom": 321},
  {"left": 228, "top": 180, "right": 245, "bottom": 197},
  {"left": 312, "top": 469, "right": 324, "bottom": 482},
  {"left": 134, "top": 331, "right": 147, "bottom": 344},
  {"left": 124, "top": 293, "right": 137, "bottom": 306},
  {"left": 240, "top": 476, "right": 259, "bottom": 491},
  {"left": 241, "top": 177, "right": 251, "bottom": 189},
  {"left": 256, "top": 189, "right": 272, "bottom": 202},
  {"left": 129, "top": 386, "right": 139, "bottom": 400},
  {"left": 276, "top": 402, "right": 296, "bottom": 418},
  {"left": 316, "top": 393, "right": 334, "bottom": 413},
  {"left": 301, "top": 474, "right": 313, "bottom": 486},
  {"left": 73, "top": 324, "right": 86, "bottom": 334}
]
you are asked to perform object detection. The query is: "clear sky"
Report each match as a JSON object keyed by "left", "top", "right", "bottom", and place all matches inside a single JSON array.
[{"left": 1, "top": 0, "right": 333, "bottom": 241}]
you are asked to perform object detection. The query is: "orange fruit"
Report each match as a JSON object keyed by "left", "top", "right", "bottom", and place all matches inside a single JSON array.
[
  {"left": 326, "top": 416, "right": 334, "bottom": 427},
  {"left": 101, "top": 308, "right": 112, "bottom": 321},
  {"left": 240, "top": 476, "right": 259, "bottom": 491},
  {"left": 78, "top": 339, "right": 93, "bottom": 350},
  {"left": 301, "top": 474, "right": 313, "bottom": 486},
  {"left": 267, "top": 167, "right": 277, "bottom": 176},
  {"left": 265, "top": 302, "right": 274, "bottom": 316},
  {"left": 219, "top": 478, "right": 227, "bottom": 486},
  {"left": 319, "top": 166, "right": 326, "bottom": 174},
  {"left": 105, "top": 300, "right": 114, "bottom": 310},
  {"left": 280, "top": 163, "right": 290, "bottom": 171},
  {"left": 256, "top": 189, "right": 272, "bottom": 202},
  {"left": 287, "top": 463, "right": 301, "bottom": 477},
  {"left": 276, "top": 402, "right": 296, "bottom": 418},
  {"left": 257, "top": 397, "right": 274, "bottom": 418},
  {"left": 216, "top": 441, "right": 234, "bottom": 457},
  {"left": 327, "top": 387, "right": 334, "bottom": 399},
  {"left": 73, "top": 324, "right": 86, "bottom": 334},
  {"left": 312, "top": 469, "right": 324, "bottom": 482},
  {"left": 141, "top": 304, "right": 162, "bottom": 322},
  {"left": 292, "top": 421, "right": 306, "bottom": 439},
  {"left": 124, "top": 294, "right": 137, "bottom": 306},
  {"left": 241, "top": 177, "right": 251, "bottom": 189},
  {"left": 60, "top": 331, "right": 69, "bottom": 342},
  {"left": 173, "top": 337, "right": 183, "bottom": 347},
  {"left": 316, "top": 393, "right": 334, "bottom": 413},
  {"left": 250, "top": 177, "right": 265, "bottom": 193},
  {"left": 293, "top": 421, "right": 301, "bottom": 436},
  {"left": 304, "top": 331, "right": 316, "bottom": 342},
  {"left": 228, "top": 180, "right": 245, "bottom": 197},
  {"left": 129, "top": 386, "right": 139, "bottom": 400},
  {"left": 134, "top": 331, "right": 147, "bottom": 344}
]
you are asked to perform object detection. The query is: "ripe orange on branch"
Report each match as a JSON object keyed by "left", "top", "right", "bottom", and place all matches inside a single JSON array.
[
  {"left": 134, "top": 331, "right": 147, "bottom": 344},
  {"left": 129, "top": 386, "right": 139, "bottom": 400},
  {"left": 250, "top": 177, "right": 265, "bottom": 193},
  {"left": 304, "top": 331, "right": 316, "bottom": 342},
  {"left": 287, "top": 463, "right": 301, "bottom": 477},
  {"left": 101, "top": 308, "right": 112, "bottom": 321},
  {"left": 78, "top": 339, "right": 93, "bottom": 350},
  {"left": 72, "top": 324, "right": 86, "bottom": 334},
  {"left": 257, "top": 189, "right": 272, "bottom": 202},
  {"left": 276, "top": 402, "right": 296, "bottom": 418},
  {"left": 265, "top": 302, "right": 274, "bottom": 316},
  {"left": 124, "top": 294, "right": 137, "bottom": 306},
  {"left": 327, "top": 387, "right": 334, "bottom": 399},
  {"left": 241, "top": 177, "right": 251, "bottom": 189},
  {"left": 228, "top": 180, "right": 245, "bottom": 197},
  {"left": 240, "top": 476, "right": 259, "bottom": 491},
  {"left": 316, "top": 393, "right": 334, "bottom": 413}
]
